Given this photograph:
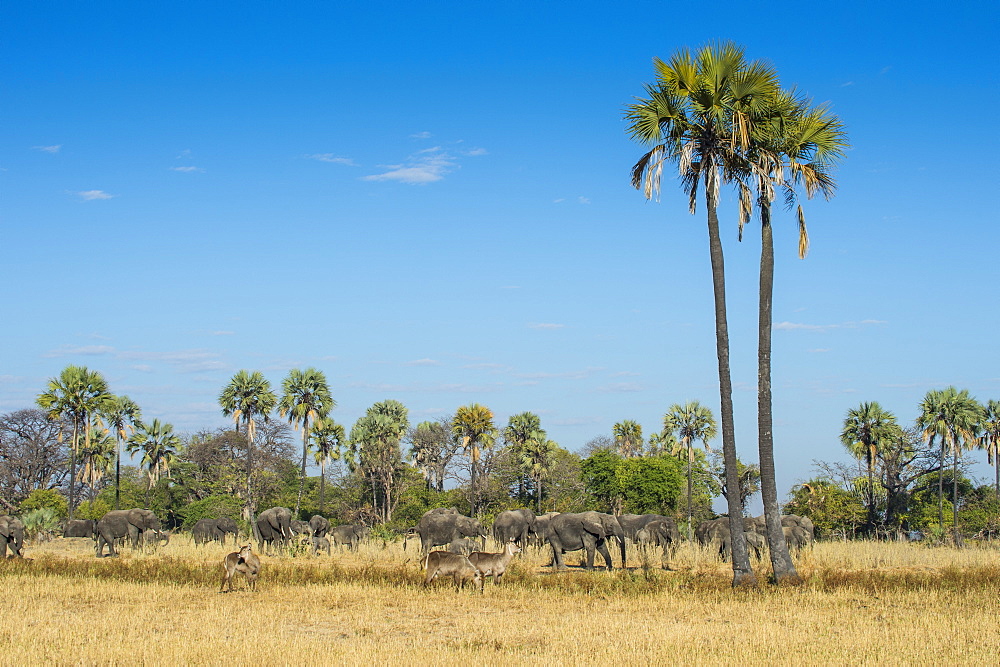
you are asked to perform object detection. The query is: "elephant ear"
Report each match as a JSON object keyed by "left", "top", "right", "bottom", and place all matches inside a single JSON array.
[{"left": 580, "top": 516, "right": 604, "bottom": 536}]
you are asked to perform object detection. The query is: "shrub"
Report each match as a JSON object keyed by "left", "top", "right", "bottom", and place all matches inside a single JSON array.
[
  {"left": 75, "top": 499, "right": 111, "bottom": 520},
  {"left": 19, "top": 489, "right": 68, "bottom": 519},
  {"left": 177, "top": 495, "right": 243, "bottom": 529}
]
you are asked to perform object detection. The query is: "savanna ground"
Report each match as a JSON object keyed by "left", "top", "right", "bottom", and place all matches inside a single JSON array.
[{"left": 2, "top": 535, "right": 999, "bottom": 664}]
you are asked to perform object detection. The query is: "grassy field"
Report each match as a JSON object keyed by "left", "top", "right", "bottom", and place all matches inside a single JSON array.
[{"left": 2, "top": 536, "right": 999, "bottom": 664}]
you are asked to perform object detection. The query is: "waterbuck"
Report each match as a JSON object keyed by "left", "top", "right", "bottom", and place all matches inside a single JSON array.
[
  {"left": 423, "top": 551, "right": 483, "bottom": 592},
  {"left": 220, "top": 544, "right": 260, "bottom": 593},
  {"left": 468, "top": 541, "right": 521, "bottom": 585}
]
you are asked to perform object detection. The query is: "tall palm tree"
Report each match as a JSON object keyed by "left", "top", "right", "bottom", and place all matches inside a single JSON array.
[
  {"left": 452, "top": 403, "right": 496, "bottom": 516},
  {"left": 840, "top": 401, "right": 898, "bottom": 534},
  {"left": 309, "top": 417, "right": 345, "bottom": 514},
  {"left": 127, "top": 419, "right": 180, "bottom": 508},
  {"left": 626, "top": 42, "right": 780, "bottom": 585},
  {"left": 646, "top": 429, "right": 678, "bottom": 456},
  {"left": 503, "top": 412, "right": 543, "bottom": 499},
  {"left": 917, "top": 387, "right": 983, "bottom": 545},
  {"left": 750, "top": 91, "right": 848, "bottom": 581},
  {"left": 612, "top": 420, "right": 644, "bottom": 458},
  {"left": 219, "top": 370, "right": 277, "bottom": 519},
  {"left": 78, "top": 426, "right": 116, "bottom": 504},
  {"left": 101, "top": 394, "right": 142, "bottom": 510},
  {"left": 278, "top": 368, "right": 334, "bottom": 517},
  {"left": 979, "top": 400, "right": 1000, "bottom": 497},
  {"left": 522, "top": 431, "right": 558, "bottom": 512},
  {"left": 36, "top": 365, "right": 112, "bottom": 519},
  {"left": 664, "top": 401, "right": 718, "bottom": 541},
  {"left": 348, "top": 400, "right": 409, "bottom": 523}
]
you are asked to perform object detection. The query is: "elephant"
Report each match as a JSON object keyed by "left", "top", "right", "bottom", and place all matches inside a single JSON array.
[
  {"left": 254, "top": 507, "right": 292, "bottom": 554},
  {"left": 63, "top": 519, "right": 97, "bottom": 539},
  {"left": 547, "top": 511, "right": 626, "bottom": 571},
  {"left": 492, "top": 509, "right": 536, "bottom": 547},
  {"left": 192, "top": 517, "right": 240, "bottom": 546},
  {"left": 143, "top": 528, "right": 170, "bottom": 551},
  {"left": 635, "top": 518, "right": 681, "bottom": 569},
  {"left": 529, "top": 512, "right": 560, "bottom": 547},
  {"left": 330, "top": 524, "right": 369, "bottom": 551},
  {"left": 309, "top": 515, "right": 330, "bottom": 539},
  {"left": 95, "top": 509, "right": 161, "bottom": 557},
  {"left": 446, "top": 537, "right": 478, "bottom": 556},
  {"left": 290, "top": 520, "right": 311, "bottom": 538},
  {"left": 0, "top": 516, "right": 25, "bottom": 558},
  {"left": 405, "top": 508, "right": 487, "bottom": 554},
  {"left": 312, "top": 535, "right": 331, "bottom": 556},
  {"left": 696, "top": 517, "right": 765, "bottom": 561},
  {"left": 781, "top": 515, "right": 815, "bottom": 545},
  {"left": 782, "top": 525, "right": 810, "bottom": 552},
  {"left": 617, "top": 514, "right": 674, "bottom": 543}
]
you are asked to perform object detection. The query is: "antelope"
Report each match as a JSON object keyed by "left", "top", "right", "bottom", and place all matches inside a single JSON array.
[
  {"left": 468, "top": 541, "right": 521, "bottom": 585},
  {"left": 220, "top": 544, "right": 260, "bottom": 593},
  {"left": 423, "top": 551, "right": 483, "bottom": 592}
]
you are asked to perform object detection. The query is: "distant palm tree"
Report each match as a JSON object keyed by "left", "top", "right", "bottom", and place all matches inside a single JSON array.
[
  {"left": 78, "top": 426, "right": 116, "bottom": 504},
  {"left": 128, "top": 419, "right": 180, "bottom": 508},
  {"left": 522, "top": 431, "right": 558, "bottom": 512},
  {"left": 646, "top": 429, "right": 677, "bottom": 456},
  {"left": 101, "top": 394, "right": 142, "bottom": 510},
  {"left": 36, "top": 365, "right": 112, "bottom": 519},
  {"left": 348, "top": 400, "right": 409, "bottom": 523},
  {"left": 310, "top": 417, "right": 345, "bottom": 514},
  {"left": 219, "top": 370, "right": 277, "bottom": 519},
  {"left": 664, "top": 401, "right": 717, "bottom": 540},
  {"left": 626, "top": 42, "right": 781, "bottom": 586},
  {"left": 452, "top": 403, "right": 496, "bottom": 516},
  {"left": 278, "top": 368, "right": 334, "bottom": 517},
  {"left": 612, "top": 420, "right": 644, "bottom": 458},
  {"left": 504, "top": 412, "right": 543, "bottom": 498},
  {"left": 917, "top": 387, "right": 983, "bottom": 544},
  {"left": 841, "top": 401, "right": 898, "bottom": 534},
  {"left": 979, "top": 400, "right": 1000, "bottom": 497}
]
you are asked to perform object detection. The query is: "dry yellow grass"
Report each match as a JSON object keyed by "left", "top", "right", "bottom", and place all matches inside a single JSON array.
[{"left": 2, "top": 536, "right": 999, "bottom": 664}]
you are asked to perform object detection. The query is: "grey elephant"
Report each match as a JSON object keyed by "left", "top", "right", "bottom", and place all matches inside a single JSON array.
[
  {"left": 254, "top": 507, "right": 292, "bottom": 553},
  {"left": 290, "top": 520, "right": 311, "bottom": 537},
  {"left": 635, "top": 518, "right": 681, "bottom": 569},
  {"left": 696, "top": 517, "right": 764, "bottom": 561},
  {"left": 529, "top": 512, "right": 560, "bottom": 547},
  {"left": 547, "top": 511, "right": 626, "bottom": 571},
  {"left": 308, "top": 515, "right": 330, "bottom": 539},
  {"left": 312, "top": 535, "right": 331, "bottom": 556},
  {"left": 192, "top": 517, "right": 239, "bottom": 546},
  {"left": 143, "top": 528, "right": 170, "bottom": 551},
  {"left": 617, "top": 514, "right": 674, "bottom": 543},
  {"left": 405, "top": 508, "right": 487, "bottom": 554},
  {"left": 63, "top": 519, "right": 96, "bottom": 539},
  {"left": 0, "top": 516, "right": 25, "bottom": 558},
  {"left": 95, "top": 509, "right": 162, "bottom": 557},
  {"left": 781, "top": 515, "right": 815, "bottom": 545},
  {"left": 446, "top": 537, "right": 478, "bottom": 555},
  {"left": 331, "top": 524, "right": 369, "bottom": 551},
  {"left": 492, "top": 509, "right": 536, "bottom": 547}
]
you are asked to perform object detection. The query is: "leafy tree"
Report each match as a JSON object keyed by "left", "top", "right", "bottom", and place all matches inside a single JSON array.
[
  {"left": 100, "top": 394, "right": 142, "bottom": 510},
  {"left": 664, "top": 401, "right": 717, "bottom": 539},
  {"left": 841, "top": 401, "right": 898, "bottom": 534},
  {"left": 348, "top": 400, "right": 409, "bottom": 523},
  {"left": 219, "top": 370, "right": 277, "bottom": 519},
  {"left": 36, "top": 365, "right": 112, "bottom": 518},
  {"left": 612, "top": 420, "right": 643, "bottom": 458},
  {"left": 75, "top": 499, "right": 111, "bottom": 521},
  {"left": 783, "top": 479, "right": 865, "bottom": 538},
  {"left": 626, "top": 43, "right": 781, "bottom": 586},
  {"left": 711, "top": 454, "right": 760, "bottom": 514},
  {"left": 18, "top": 488, "right": 68, "bottom": 519},
  {"left": 617, "top": 456, "right": 684, "bottom": 515},
  {"left": 127, "top": 419, "right": 180, "bottom": 508},
  {"left": 581, "top": 449, "right": 624, "bottom": 514},
  {"left": 407, "top": 418, "right": 460, "bottom": 492},
  {"left": 278, "top": 367, "right": 334, "bottom": 517},
  {"left": 0, "top": 408, "right": 68, "bottom": 507},
  {"left": 917, "top": 387, "right": 983, "bottom": 544},
  {"left": 750, "top": 91, "right": 847, "bottom": 582},
  {"left": 177, "top": 494, "right": 244, "bottom": 529},
  {"left": 451, "top": 403, "right": 496, "bottom": 516},
  {"left": 309, "top": 417, "right": 345, "bottom": 514}
]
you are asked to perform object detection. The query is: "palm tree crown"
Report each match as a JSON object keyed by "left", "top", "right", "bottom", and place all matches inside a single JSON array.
[
  {"left": 279, "top": 367, "right": 334, "bottom": 517},
  {"left": 220, "top": 370, "right": 277, "bottom": 517},
  {"left": 101, "top": 394, "right": 142, "bottom": 510},
  {"left": 128, "top": 418, "right": 180, "bottom": 507},
  {"left": 664, "top": 401, "right": 717, "bottom": 539},
  {"left": 452, "top": 403, "right": 496, "bottom": 516},
  {"left": 612, "top": 420, "right": 644, "bottom": 458}
]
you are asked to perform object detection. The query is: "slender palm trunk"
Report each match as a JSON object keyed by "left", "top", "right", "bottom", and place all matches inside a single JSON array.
[
  {"left": 867, "top": 455, "right": 877, "bottom": 534},
  {"left": 115, "top": 434, "right": 122, "bottom": 510},
  {"left": 536, "top": 474, "right": 542, "bottom": 513},
  {"left": 319, "top": 459, "right": 326, "bottom": 514},
  {"left": 706, "top": 198, "right": 755, "bottom": 586},
  {"left": 686, "top": 443, "right": 694, "bottom": 542},
  {"left": 245, "top": 418, "right": 255, "bottom": 521},
  {"left": 68, "top": 420, "right": 79, "bottom": 520},
  {"left": 758, "top": 217, "right": 799, "bottom": 581},
  {"left": 938, "top": 439, "right": 945, "bottom": 530},
  {"left": 995, "top": 451, "right": 999, "bottom": 498},
  {"left": 295, "top": 420, "right": 308, "bottom": 518},
  {"left": 470, "top": 445, "right": 479, "bottom": 516},
  {"left": 952, "top": 440, "right": 963, "bottom": 547}
]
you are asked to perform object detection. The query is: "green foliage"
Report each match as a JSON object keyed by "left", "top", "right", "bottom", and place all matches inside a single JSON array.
[
  {"left": 21, "top": 507, "right": 60, "bottom": 539},
  {"left": 581, "top": 449, "right": 623, "bottom": 513},
  {"left": 959, "top": 486, "right": 1000, "bottom": 538},
  {"left": 177, "top": 494, "right": 243, "bottom": 529},
  {"left": 783, "top": 479, "right": 865, "bottom": 538},
  {"left": 75, "top": 499, "right": 111, "bottom": 520},
  {"left": 19, "top": 488, "right": 68, "bottom": 519},
  {"left": 617, "top": 456, "right": 684, "bottom": 514}
]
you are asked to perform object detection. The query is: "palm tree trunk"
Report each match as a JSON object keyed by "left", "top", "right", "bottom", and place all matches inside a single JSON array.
[
  {"left": 536, "top": 474, "right": 542, "bottom": 513},
  {"left": 686, "top": 444, "right": 694, "bottom": 543},
  {"left": 69, "top": 420, "right": 79, "bottom": 520},
  {"left": 952, "top": 441, "right": 963, "bottom": 547},
  {"left": 319, "top": 459, "right": 326, "bottom": 514},
  {"left": 706, "top": 198, "right": 756, "bottom": 586},
  {"left": 245, "top": 418, "right": 254, "bottom": 521},
  {"left": 758, "top": 216, "right": 799, "bottom": 581},
  {"left": 114, "top": 434, "right": 122, "bottom": 511},
  {"left": 295, "top": 420, "right": 308, "bottom": 518},
  {"left": 470, "top": 445, "right": 479, "bottom": 516},
  {"left": 995, "top": 453, "right": 999, "bottom": 498},
  {"left": 938, "top": 440, "right": 945, "bottom": 530}
]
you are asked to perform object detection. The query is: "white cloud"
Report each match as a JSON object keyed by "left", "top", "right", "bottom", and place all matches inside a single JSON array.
[
  {"left": 404, "top": 358, "right": 441, "bottom": 367},
  {"left": 43, "top": 345, "right": 116, "bottom": 358},
  {"left": 578, "top": 196, "right": 591, "bottom": 204},
  {"left": 170, "top": 166, "right": 203, "bottom": 173},
  {"left": 306, "top": 154, "right": 356, "bottom": 166},
  {"left": 410, "top": 131, "right": 432, "bottom": 139},
  {"left": 840, "top": 81, "right": 855, "bottom": 87},
  {"left": 75, "top": 190, "right": 116, "bottom": 201},
  {"left": 33, "top": 145, "right": 61, "bottom": 153},
  {"left": 465, "top": 147, "right": 487, "bottom": 156},
  {"left": 362, "top": 142, "right": 482, "bottom": 185},
  {"left": 131, "top": 364, "right": 154, "bottom": 373},
  {"left": 528, "top": 323, "right": 565, "bottom": 330},
  {"left": 553, "top": 198, "right": 566, "bottom": 203}
]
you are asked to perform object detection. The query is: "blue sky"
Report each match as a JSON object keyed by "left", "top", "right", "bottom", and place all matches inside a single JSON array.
[{"left": 2, "top": 1, "right": 998, "bottom": 508}]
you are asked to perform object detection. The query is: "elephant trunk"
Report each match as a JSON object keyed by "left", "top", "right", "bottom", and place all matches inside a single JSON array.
[{"left": 618, "top": 535, "right": 627, "bottom": 568}]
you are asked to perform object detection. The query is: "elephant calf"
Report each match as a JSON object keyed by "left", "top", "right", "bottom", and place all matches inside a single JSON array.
[
  {"left": 220, "top": 544, "right": 261, "bottom": 592},
  {"left": 423, "top": 551, "right": 483, "bottom": 592},
  {"left": 312, "top": 536, "right": 331, "bottom": 556}
]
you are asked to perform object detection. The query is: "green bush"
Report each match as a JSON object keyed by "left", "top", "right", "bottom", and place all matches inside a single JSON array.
[
  {"left": 177, "top": 495, "right": 243, "bottom": 529},
  {"left": 75, "top": 499, "right": 111, "bottom": 520},
  {"left": 19, "top": 489, "right": 68, "bottom": 519}
]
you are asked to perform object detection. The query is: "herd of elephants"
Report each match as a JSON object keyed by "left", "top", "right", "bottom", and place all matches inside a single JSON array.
[{"left": 0, "top": 507, "right": 816, "bottom": 582}]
